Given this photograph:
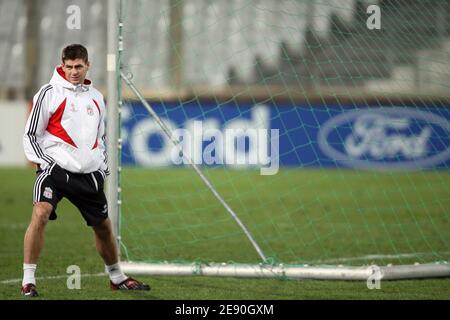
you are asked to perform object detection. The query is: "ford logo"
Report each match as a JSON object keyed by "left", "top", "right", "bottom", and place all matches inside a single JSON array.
[{"left": 318, "top": 108, "right": 450, "bottom": 170}]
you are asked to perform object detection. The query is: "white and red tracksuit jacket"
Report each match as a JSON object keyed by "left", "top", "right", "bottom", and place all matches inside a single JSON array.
[{"left": 23, "top": 66, "right": 109, "bottom": 176}]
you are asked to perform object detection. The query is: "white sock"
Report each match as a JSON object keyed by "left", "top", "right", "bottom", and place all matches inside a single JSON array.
[
  {"left": 105, "top": 263, "right": 128, "bottom": 285},
  {"left": 22, "top": 263, "right": 37, "bottom": 286}
]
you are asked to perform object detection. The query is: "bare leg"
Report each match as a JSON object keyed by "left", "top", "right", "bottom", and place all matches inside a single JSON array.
[
  {"left": 92, "top": 218, "right": 119, "bottom": 266},
  {"left": 93, "top": 218, "right": 150, "bottom": 289},
  {"left": 23, "top": 202, "right": 53, "bottom": 264},
  {"left": 93, "top": 218, "right": 126, "bottom": 283}
]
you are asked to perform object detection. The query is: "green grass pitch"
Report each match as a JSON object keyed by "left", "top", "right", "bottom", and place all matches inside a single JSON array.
[{"left": 0, "top": 167, "right": 449, "bottom": 300}]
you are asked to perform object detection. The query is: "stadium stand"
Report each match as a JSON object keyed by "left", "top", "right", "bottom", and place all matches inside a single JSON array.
[{"left": 0, "top": 0, "right": 448, "bottom": 97}]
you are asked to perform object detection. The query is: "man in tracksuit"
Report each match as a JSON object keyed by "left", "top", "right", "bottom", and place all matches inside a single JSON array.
[{"left": 21, "top": 44, "right": 149, "bottom": 296}]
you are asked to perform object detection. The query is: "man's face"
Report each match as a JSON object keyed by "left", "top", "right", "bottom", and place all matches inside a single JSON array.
[{"left": 62, "top": 58, "right": 90, "bottom": 85}]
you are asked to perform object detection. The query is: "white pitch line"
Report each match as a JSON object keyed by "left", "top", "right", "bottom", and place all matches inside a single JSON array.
[
  {"left": 311, "top": 251, "right": 450, "bottom": 264},
  {"left": 0, "top": 272, "right": 106, "bottom": 284}
]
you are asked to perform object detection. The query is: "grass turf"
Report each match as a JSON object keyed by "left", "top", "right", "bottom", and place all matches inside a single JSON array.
[{"left": 0, "top": 167, "right": 449, "bottom": 299}]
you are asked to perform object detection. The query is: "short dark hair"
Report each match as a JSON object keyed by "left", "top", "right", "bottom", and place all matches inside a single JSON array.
[{"left": 61, "top": 44, "right": 89, "bottom": 63}]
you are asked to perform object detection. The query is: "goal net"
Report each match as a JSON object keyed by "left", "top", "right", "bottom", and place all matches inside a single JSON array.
[{"left": 110, "top": 0, "right": 450, "bottom": 280}]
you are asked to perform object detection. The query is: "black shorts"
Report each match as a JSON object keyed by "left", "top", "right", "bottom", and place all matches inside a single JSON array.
[{"left": 33, "top": 163, "right": 108, "bottom": 226}]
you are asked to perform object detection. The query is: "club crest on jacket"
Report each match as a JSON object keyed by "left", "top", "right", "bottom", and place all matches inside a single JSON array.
[{"left": 86, "top": 105, "right": 94, "bottom": 116}]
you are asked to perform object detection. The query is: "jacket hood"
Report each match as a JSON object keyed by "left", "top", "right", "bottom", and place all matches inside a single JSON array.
[{"left": 50, "top": 65, "right": 92, "bottom": 91}]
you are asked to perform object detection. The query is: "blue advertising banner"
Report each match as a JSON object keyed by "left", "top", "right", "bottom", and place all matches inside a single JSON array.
[{"left": 120, "top": 100, "right": 450, "bottom": 172}]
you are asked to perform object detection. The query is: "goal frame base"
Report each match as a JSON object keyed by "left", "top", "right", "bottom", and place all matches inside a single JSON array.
[{"left": 120, "top": 261, "right": 450, "bottom": 281}]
